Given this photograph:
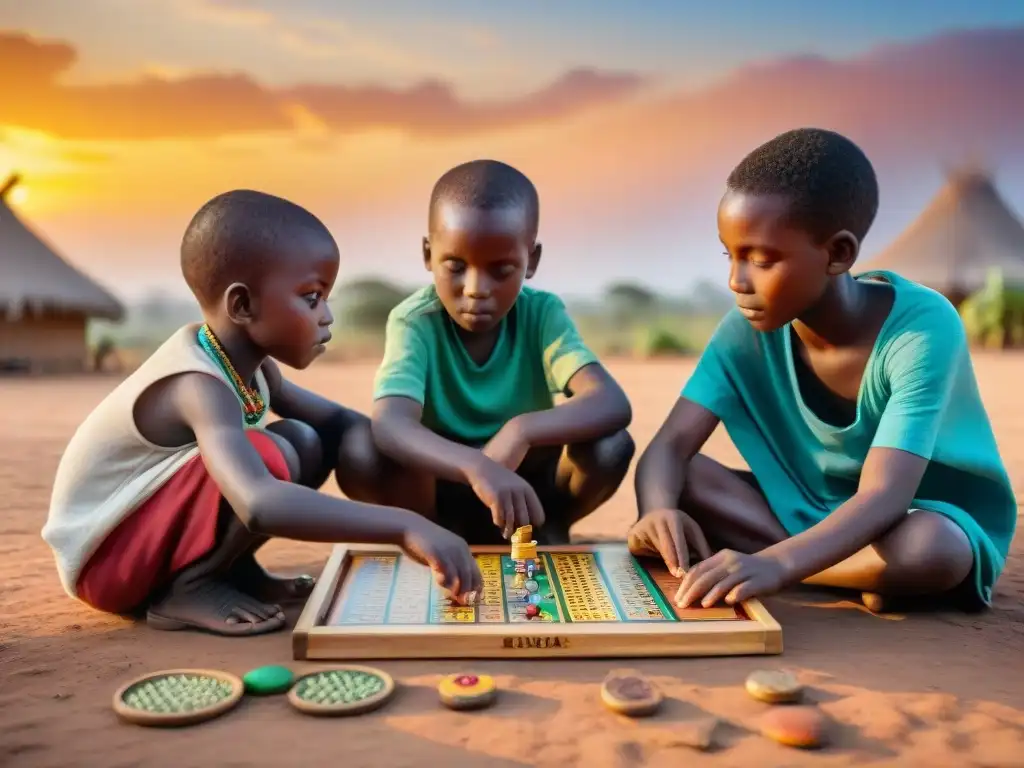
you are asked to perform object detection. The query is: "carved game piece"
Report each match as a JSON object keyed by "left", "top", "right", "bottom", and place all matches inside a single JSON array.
[
  {"left": 600, "top": 669, "right": 663, "bottom": 716},
  {"left": 438, "top": 673, "right": 497, "bottom": 710},
  {"left": 745, "top": 669, "right": 803, "bottom": 704},
  {"left": 243, "top": 665, "right": 294, "bottom": 695},
  {"left": 759, "top": 705, "right": 828, "bottom": 748},
  {"left": 112, "top": 669, "right": 243, "bottom": 727}
]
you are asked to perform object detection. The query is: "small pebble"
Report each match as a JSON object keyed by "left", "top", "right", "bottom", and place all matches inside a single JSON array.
[
  {"left": 243, "top": 665, "right": 294, "bottom": 695},
  {"left": 759, "top": 705, "right": 827, "bottom": 749},
  {"left": 671, "top": 717, "right": 718, "bottom": 751},
  {"left": 525, "top": 604, "right": 540, "bottom": 618},
  {"left": 745, "top": 669, "right": 803, "bottom": 704},
  {"left": 528, "top": 593, "right": 542, "bottom": 605},
  {"left": 525, "top": 579, "right": 539, "bottom": 593}
]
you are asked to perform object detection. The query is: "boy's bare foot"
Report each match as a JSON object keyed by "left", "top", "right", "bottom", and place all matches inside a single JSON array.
[
  {"left": 146, "top": 578, "right": 286, "bottom": 636},
  {"left": 861, "top": 592, "right": 886, "bottom": 612},
  {"left": 230, "top": 553, "right": 316, "bottom": 603}
]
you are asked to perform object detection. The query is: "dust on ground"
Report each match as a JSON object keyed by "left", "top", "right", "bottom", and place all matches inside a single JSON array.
[{"left": 2, "top": 358, "right": 1022, "bottom": 767}]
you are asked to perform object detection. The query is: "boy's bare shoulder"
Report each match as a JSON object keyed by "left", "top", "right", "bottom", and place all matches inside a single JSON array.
[{"left": 134, "top": 369, "right": 242, "bottom": 446}]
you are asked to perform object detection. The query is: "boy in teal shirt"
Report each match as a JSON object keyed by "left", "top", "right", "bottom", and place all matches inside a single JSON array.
[
  {"left": 373, "top": 160, "right": 634, "bottom": 544},
  {"left": 630, "top": 128, "right": 1016, "bottom": 613}
]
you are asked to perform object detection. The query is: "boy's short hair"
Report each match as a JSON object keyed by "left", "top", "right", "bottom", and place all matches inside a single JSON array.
[
  {"left": 181, "top": 189, "right": 332, "bottom": 307},
  {"left": 726, "top": 128, "right": 879, "bottom": 243},
  {"left": 428, "top": 160, "right": 540, "bottom": 239}
]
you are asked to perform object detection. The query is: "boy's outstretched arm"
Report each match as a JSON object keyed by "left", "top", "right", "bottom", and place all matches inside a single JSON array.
[
  {"left": 260, "top": 358, "right": 347, "bottom": 432},
  {"left": 372, "top": 396, "right": 495, "bottom": 484},
  {"left": 677, "top": 447, "right": 928, "bottom": 608},
  {"left": 373, "top": 396, "right": 545, "bottom": 537},
  {"left": 627, "top": 398, "right": 719, "bottom": 574},
  {"left": 503, "top": 363, "right": 632, "bottom": 448},
  {"left": 172, "top": 372, "right": 481, "bottom": 599},
  {"left": 635, "top": 397, "right": 719, "bottom": 513}
]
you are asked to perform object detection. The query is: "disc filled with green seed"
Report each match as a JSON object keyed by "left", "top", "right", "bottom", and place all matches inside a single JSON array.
[
  {"left": 288, "top": 666, "right": 395, "bottom": 716},
  {"left": 113, "top": 669, "right": 244, "bottom": 727}
]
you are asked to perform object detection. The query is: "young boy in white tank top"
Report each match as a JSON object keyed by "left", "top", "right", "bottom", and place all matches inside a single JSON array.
[{"left": 44, "top": 190, "right": 481, "bottom": 636}]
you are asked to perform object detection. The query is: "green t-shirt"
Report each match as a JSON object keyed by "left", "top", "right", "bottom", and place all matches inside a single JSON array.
[
  {"left": 373, "top": 284, "right": 599, "bottom": 445},
  {"left": 681, "top": 271, "right": 1016, "bottom": 606}
]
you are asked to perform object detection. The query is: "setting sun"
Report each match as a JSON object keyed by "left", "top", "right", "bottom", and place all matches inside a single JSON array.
[{"left": 7, "top": 184, "right": 28, "bottom": 206}]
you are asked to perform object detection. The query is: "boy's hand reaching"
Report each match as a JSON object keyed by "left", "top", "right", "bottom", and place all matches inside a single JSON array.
[
  {"left": 627, "top": 508, "right": 712, "bottom": 578},
  {"left": 468, "top": 458, "right": 545, "bottom": 539},
  {"left": 675, "top": 550, "right": 788, "bottom": 608},
  {"left": 401, "top": 520, "right": 482, "bottom": 605}
]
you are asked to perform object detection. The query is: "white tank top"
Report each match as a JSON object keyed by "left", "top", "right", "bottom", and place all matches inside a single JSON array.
[{"left": 42, "top": 324, "right": 270, "bottom": 598}]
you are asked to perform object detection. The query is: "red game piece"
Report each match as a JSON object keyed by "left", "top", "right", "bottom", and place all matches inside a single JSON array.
[{"left": 525, "top": 604, "right": 540, "bottom": 618}]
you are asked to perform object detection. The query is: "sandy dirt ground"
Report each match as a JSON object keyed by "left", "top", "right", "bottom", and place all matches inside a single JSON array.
[{"left": 1, "top": 357, "right": 1022, "bottom": 767}]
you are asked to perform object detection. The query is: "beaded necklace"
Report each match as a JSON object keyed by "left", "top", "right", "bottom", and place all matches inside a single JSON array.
[{"left": 196, "top": 324, "right": 266, "bottom": 425}]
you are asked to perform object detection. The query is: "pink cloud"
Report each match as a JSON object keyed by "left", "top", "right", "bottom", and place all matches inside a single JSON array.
[{"left": 0, "top": 31, "right": 649, "bottom": 140}]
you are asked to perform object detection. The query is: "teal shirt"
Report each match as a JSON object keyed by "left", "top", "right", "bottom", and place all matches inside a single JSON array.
[
  {"left": 373, "top": 284, "right": 599, "bottom": 445},
  {"left": 682, "top": 271, "right": 1016, "bottom": 605}
]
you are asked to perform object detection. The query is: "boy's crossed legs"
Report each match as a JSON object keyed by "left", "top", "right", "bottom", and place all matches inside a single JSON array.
[
  {"left": 678, "top": 454, "right": 975, "bottom": 609},
  {"left": 388, "top": 430, "right": 636, "bottom": 545}
]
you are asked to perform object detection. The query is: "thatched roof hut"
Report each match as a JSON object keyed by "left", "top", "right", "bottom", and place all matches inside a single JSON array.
[
  {"left": 0, "top": 175, "right": 123, "bottom": 372},
  {"left": 865, "top": 169, "right": 1024, "bottom": 303},
  {"left": 0, "top": 175, "right": 123, "bottom": 321}
]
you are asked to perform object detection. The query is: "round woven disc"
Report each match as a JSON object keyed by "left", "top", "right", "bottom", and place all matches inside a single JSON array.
[
  {"left": 112, "top": 669, "right": 243, "bottom": 727},
  {"left": 288, "top": 666, "right": 396, "bottom": 716}
]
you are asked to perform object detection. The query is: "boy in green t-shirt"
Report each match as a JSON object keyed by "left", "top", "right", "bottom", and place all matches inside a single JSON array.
[
  {"left": 372, "top": 160, "right": 634, "bottom": 544},
  {"left": 628, "top": 129, "right": 1016, "bottom": 613}
]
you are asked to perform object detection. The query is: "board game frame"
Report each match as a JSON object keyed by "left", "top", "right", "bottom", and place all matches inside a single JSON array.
[{"left": 293, "top": 544, "right": 783, "bottom": 660}]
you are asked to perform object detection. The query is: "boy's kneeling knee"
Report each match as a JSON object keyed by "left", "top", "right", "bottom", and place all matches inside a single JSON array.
[
  {"left": 337, "top": 419, "right": 385, "bottom": 480},
  {"left": 569, "top": 430, "right": 636, "bottom": 474},
  {"left": 888, "top": 511, "right": 974, "bottom": 593},
  {"left": 265, "top": 419, "right": 322, "bottom": 483}
]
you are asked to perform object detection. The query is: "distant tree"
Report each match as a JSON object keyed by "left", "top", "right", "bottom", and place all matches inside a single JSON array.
[
  {"left": 960, "top": 269, "right": 1024, "bottom": 348},
  {"left": 685, "top": 279, "right": 734, "bottom": 315},
  {"left": 136, "top": 290, "right": 175, "bottom": 321},
  {"left": 634, "top": 327, "right": 693, "bottom": 358},
  {"left": 332, "top": 278, "right": 412, "bottom": 331},
  {"left": 604, "top": 282, "right": 659, "bottom": 324}
]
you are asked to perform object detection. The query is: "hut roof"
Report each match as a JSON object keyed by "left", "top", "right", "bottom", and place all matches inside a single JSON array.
[
  {"left": 0, "top": 175, "right": 124, "bottom": 321},
  {"left": 865, "top": 169, "right": 1024, "bottom": 296}
]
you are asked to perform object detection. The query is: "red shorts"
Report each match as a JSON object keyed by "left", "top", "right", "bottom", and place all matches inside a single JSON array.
[{"left": 76, "top": 431, "right": 289, "bottom": 614}]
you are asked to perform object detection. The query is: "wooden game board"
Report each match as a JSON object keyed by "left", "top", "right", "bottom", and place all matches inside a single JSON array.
[{"left": 293, "top": 544, "right": 783, "bottom": 660}]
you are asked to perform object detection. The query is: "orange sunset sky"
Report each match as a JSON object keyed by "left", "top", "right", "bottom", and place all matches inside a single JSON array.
[{"left": 2, "top": 0, "right": 1024, "bottom": 300}]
